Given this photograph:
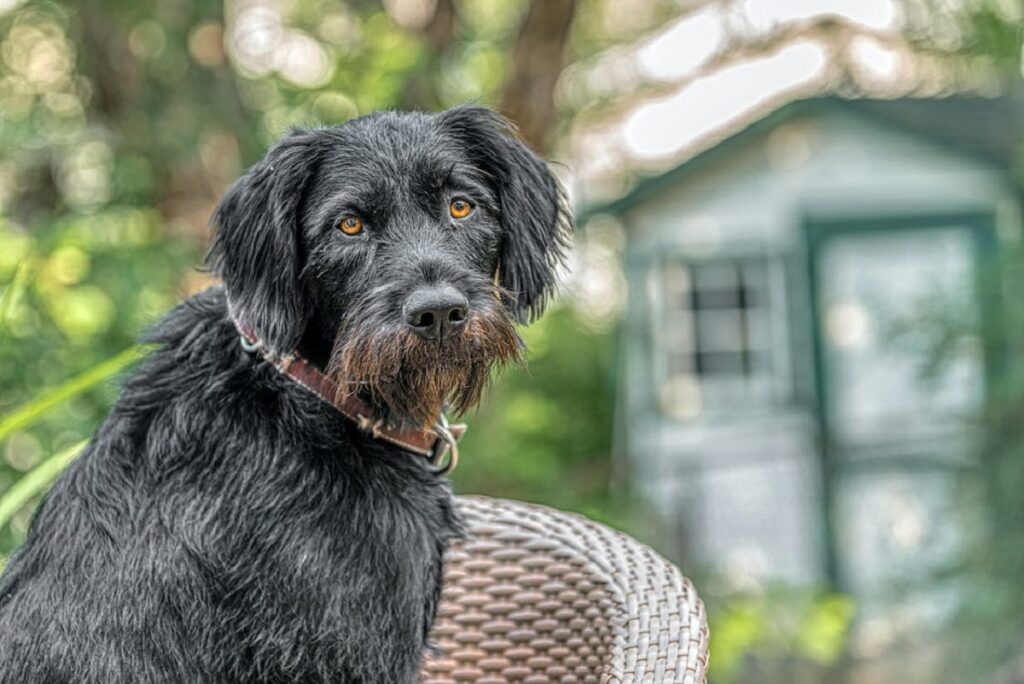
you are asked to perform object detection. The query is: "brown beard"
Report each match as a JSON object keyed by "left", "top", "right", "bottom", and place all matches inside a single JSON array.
[{"left": 327, "top": 301, "right": 522, "bottom": 428}]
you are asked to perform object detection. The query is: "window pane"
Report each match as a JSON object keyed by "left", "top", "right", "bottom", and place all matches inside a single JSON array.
[
  {"left": 650, "top": 255, "right": 783, "bottom": 419},
  {"left": 745, "top": 308, "right": 773, "bottom": 352},
  {"left": 696, "top": 351, "right": 747, "bottom": 374},
  {"left": 694, "top": 263, "right": 739, "bottom": 291},
  {"left": 741, "top": 263, "right": 770, "bottom": 308},
  {"left": 696, "top": 309, "right": 746, "bottom": 354}
]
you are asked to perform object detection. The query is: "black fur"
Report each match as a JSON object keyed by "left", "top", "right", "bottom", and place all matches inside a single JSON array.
[{"left": 0, "top": 107, "right": 570, "bottom": 683}]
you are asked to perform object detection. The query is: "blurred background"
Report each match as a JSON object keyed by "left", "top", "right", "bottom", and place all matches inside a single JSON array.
[{"left": 0, "top": 0, "right": 1021, "bottom": 681}]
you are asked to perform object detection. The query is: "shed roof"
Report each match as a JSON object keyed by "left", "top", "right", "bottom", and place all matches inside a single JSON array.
[{"left": 581, "top": 94, "right": 1024, "bottom": 220}]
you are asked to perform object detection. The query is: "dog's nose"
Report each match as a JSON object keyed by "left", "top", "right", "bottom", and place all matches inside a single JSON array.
[{"left": 403, "top": 286, "right": 469, "bottom": 341}]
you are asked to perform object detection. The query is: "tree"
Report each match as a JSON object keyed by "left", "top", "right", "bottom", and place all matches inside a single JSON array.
[{"left": 500, "top": 0, "right": 578, "bottom": 151}]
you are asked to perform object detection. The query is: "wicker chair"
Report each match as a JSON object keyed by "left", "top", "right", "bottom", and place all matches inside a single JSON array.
[{"left": 421, "top": 496, "right": 709, "bottom": 684}]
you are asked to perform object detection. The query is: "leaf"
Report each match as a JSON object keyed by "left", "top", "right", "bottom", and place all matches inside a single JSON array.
[
  {"left": 0, "top": 259, "right": 32, "bottom": 328},
  {"left": 0, "top": 440, "right": 85, "bottom": 532},
  {"left": 0, "top": 345, "right": 149, "bottom": 442}
]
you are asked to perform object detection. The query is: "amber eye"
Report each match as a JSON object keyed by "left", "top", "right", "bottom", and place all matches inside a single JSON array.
[
  {"left": 338, "top": 216, "right": 363, "bottom": 236},
  {"left": 449, "top": 198, "right": 473, "bottom": 220}
]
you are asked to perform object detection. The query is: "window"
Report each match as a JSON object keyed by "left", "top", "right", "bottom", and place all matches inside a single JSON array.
[{"left": 648, "top": 256, "right": 785, "bottom": 420}]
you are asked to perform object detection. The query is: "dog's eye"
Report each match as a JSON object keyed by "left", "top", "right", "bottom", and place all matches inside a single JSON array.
[
  {"left": 449, "top": 198, "right": 473, "bottom": 220},
  {"left": 338, "top": 216, "right": 364, "bottom": 236}
]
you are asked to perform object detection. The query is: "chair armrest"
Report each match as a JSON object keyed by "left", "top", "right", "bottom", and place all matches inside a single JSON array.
[{"left": 422, "top": 496, "right": 709, "bottom": 684}]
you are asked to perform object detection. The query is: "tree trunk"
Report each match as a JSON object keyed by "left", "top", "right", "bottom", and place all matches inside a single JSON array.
[
  {"left": 76, "top": 0, "right": 144, "bottom": 120},
  {"left": 398, "top": 0, "right": 458, "bottom": 111},
  {"left": 500, "top": 0, "right": 578, "bottom": 153}
]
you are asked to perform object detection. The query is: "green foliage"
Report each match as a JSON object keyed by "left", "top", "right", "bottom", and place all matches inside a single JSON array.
[
  {"left": 0, "top": 205, "right": 191, "bottom": 547},
  {"left": 946, "top": 247, "right": 1024, "bottom": 679},
  {"left": 960, "top": 0, "right": 1023, "bottom": 67},
  {"left": 0, "top": 439, "right": 84, "bottom": 534},
  {"left": 709, "top": 589, "right": 855, "bottom": 682},
  {"left": 0, "top": 345, "right": 147, "bottom": 441},
  {"left": 454, "top": 305, "right": 619, "bottom": 523}
]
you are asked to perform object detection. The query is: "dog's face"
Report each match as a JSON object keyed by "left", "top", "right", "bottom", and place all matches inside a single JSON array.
[{"left": 209, "top": 107, "right": 571, "bottom": 426}]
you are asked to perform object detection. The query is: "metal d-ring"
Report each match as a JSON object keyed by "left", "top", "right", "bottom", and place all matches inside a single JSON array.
[
  {"left": 430, "top": 413, "right": 459, "bottom": 475},
  {"left": 239, "top": 335, "right": 261, "bottom": 354}
]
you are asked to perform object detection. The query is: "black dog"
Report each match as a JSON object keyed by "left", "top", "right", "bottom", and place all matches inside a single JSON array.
[{"left": 0, "top": 107, "right": 570, "bottom": 683}]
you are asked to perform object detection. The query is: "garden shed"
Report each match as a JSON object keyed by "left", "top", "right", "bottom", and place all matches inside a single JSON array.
[{"left": 586, "top": 94, "right": 1023, "bottom": 641}]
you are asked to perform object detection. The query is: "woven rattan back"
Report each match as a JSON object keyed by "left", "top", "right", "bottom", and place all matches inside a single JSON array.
[{"left": 421, "top": 496, "right": 709, "bottom": 684}]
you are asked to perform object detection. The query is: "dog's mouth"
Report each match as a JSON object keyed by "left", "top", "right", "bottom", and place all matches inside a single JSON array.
[{"left": 327, "top": 301, "right": 522, "bottom": 428}]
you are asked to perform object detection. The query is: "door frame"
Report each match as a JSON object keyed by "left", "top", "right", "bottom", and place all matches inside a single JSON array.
[{"left": 802, "top": 210, "right": 1000, "bottom": 589}]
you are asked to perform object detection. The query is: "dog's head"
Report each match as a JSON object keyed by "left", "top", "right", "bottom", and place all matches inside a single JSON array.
[{"left": 208, "top": 107, "right": 571, "bottom": 426}]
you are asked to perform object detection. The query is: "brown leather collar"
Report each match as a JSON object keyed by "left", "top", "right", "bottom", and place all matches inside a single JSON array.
[{"left": 232, "top": 320, "right": 465, "bottom": 474}]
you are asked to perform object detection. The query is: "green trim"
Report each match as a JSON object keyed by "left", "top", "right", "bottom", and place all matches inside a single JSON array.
[
  {"left": 803, "top": 210, "right": 999, "bottom": 590},
  {"left": 578, "top": 96, "right": 1017, "bottom": 223}
]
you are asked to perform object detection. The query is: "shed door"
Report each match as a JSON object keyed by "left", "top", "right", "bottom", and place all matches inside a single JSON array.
[{"left": 809, "top": 216, "right": 991, "bottom": 635}]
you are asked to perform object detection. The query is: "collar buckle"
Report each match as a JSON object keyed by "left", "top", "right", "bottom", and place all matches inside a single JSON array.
[{"left": 430, "top": 413, "right": 459, "bottom": 475}]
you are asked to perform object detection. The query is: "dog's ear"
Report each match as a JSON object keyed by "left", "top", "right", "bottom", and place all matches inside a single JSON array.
[
  {"left": 439, "top": 106, "right": 572, "bottom": 322},
  {"left": 207, "top": 131, "right": 319, "bottom": 354}
]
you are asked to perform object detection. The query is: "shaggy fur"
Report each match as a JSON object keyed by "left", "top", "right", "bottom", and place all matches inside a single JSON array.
[{"left": 0, "top": 107, "right": 570, "bottom": 683}]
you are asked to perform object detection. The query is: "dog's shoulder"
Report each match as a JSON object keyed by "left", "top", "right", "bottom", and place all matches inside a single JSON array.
[
  {"left": 120, "top": 285, "right": 259, "bottom": 412},
  {"left": 143, "top": 284, "right": 233, "bottom": 356}
]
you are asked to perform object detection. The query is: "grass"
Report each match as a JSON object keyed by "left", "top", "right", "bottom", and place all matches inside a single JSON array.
[
  {"left": 0, "top": 345, "right": 148, "bottom": 442},
  {"left": 0, "top": 345, "right": 149, "bottom": 535}
]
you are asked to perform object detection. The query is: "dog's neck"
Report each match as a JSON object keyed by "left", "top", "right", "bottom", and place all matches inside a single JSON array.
[
  {"left": 296, "top": 321, "right": 334, "bottom": 372},
  {"left": 293, "top": 317, "right": 425, "bottom": 431},
  {"left": 233, "top": 315, "right": 462, "bottom": 469}
]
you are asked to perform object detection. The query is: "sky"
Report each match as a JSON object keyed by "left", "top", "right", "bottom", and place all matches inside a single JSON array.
[{"left": 570, "top": 0, "right": 913, "bottom": 199}]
